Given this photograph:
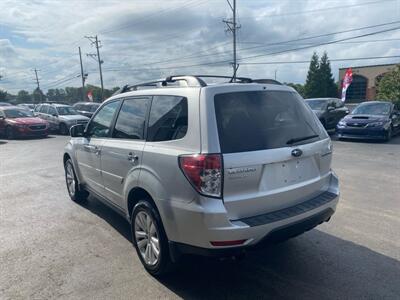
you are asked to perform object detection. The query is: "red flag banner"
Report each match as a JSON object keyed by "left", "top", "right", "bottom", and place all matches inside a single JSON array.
[
  {"left": 341, "top": 68, "right": 353, "bottom": 102},
  {"left": 87, "top": 90, "right": 93, "bottom": 102}
]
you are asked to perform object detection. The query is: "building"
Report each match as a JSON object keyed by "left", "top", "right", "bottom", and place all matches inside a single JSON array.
[{"left": 338, "top": 63, "right": 398, "bottom": 102}]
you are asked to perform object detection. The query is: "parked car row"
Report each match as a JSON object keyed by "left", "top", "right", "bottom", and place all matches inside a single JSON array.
[
  {"left": 0, "top": 102, "right": 100, "bottom": 138},
  {"left": 305, "top": 98, "right": 400, "bottom": 141},
  {"left": 0, "top": 106, "right": 49, "bottom": 138},
  {"left": 33, "top": 103, "right": 90, "bottom": 135}
]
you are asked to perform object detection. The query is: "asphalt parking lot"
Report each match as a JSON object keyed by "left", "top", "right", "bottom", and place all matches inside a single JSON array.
[{"left": 1, "top": 135, "right": 399, "bottom": 299}]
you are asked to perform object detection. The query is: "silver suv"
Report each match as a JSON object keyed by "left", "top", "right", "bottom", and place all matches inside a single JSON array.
[
  {"left": 35, "top": 103, "right": 90, "bottom": 135},
  {"left": 63, "top": 75, "right": 339, "bottom": 275}
]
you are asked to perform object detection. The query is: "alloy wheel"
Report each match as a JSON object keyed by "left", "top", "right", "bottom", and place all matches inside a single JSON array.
[
  {"left": 134, "top": 211, "right": 160, "bottom": 266},
  {"left": 65, "top": 162, "right": 76, "bottom": 196}
]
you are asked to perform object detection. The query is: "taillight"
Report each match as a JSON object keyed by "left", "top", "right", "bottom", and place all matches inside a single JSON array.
[{"left": 179, "top": 154, "right": 222, "bottom": 198}]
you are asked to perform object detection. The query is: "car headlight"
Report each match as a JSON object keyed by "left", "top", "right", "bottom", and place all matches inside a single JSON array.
[
  {"left": 14, "top": 123, "right": 27, "bottom": 128},
  {"left": 337, "top": 121, "right": 346, "bottom": 127}
]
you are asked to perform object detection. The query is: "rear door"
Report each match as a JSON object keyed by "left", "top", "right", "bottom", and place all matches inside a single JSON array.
[
  {"left": 100, "top": 96, "right": 151, "bottom": 208},
  {"left": 212, "top": 90, "right": 332, "bottom": 220},
  {"left": 47, "top": 106, "right": 59, "bottom": 129}
]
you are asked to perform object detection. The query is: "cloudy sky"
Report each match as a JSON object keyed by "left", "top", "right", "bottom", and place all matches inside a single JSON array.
[{"left": 0, "top": 0, "right": 399, "bottom": 94}]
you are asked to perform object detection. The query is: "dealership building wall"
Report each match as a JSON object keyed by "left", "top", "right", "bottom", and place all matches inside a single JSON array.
[{"left": 338, "top": 63, "right": 397, "bottom": 103}]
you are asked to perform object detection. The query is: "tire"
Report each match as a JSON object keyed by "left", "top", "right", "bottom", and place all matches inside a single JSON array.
[
  {"left": 64, "top": 159, "right": 88, "bottom": 203},
  {"left": 131, "top": 200, "right": 173, "bottom": 276},
  {"left": 5, "top": 126, "right": 15, "bottom": 139},
  {"left": 59, "top": 123, "right": 69, "bottom": 135},
  {"left": 385, "top": 126, "right": 393, "bottom": 142}
]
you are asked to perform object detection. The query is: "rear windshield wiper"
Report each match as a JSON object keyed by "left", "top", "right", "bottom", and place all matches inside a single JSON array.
[{"left": 286, "top": 134, "right": 319, "bottom": 145}]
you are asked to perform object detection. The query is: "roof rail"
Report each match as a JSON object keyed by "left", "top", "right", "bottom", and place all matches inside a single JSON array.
[{"left": 112, "top": 75, "right": 282, "bottom": 96}]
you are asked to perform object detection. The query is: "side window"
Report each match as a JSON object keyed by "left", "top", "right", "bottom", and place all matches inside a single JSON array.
[
  {"left": 40, "top": 105, "right": 48, "bottom": 114},
  {"left": 48, "top": 106, "right": 57, "bottom": 115},
  {"left": 147, "top": 96, "right": 188, "bottom": 142},
  {"left": 34, "top": 105, "right": 41, "bottom": 112},
  {"left": 113, "top": 97, "right": 151, "bottom": 140},
  {"left": 86, "top": 100, "right": 121, "bottom": 138},
  {"left": 74, "top": 104, "right": 82, "bottom": 110}
]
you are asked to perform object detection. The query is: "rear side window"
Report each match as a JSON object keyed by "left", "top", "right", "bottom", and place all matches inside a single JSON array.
[
  {"left": 40, "top": 105, "right": 48, "bottom": 114},
  {"left": 214, "top": 91, "right": 327, "bottom": 153},
  {"left": 48, "top": 106, "right": 57, "bottom": 115},
  {"left": 147, "top": 96, "right": 188, "bottom": 142},
  {"left": 113, "top": 97, "right": 151, "bottom": 140}
]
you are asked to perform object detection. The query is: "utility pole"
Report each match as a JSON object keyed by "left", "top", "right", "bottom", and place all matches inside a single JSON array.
[
  {"left": 78, "top": 47, "right": 86, "bottom": 102},
  {"left": 85, "top": 35, "right": 104, "bottom": 101},
  {"left": 223, "top": 0, "right": 240, "bottom": 81},
  {"left": 33, "top": 68, "right": 42, "bottom": 103}
]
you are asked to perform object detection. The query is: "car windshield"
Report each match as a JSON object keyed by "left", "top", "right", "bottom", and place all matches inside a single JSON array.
[
  {"left": 305, "top": 100, "right": 328, "bottom": 110},
  {"left": 57, "top": 106, "right": 78, "bottom": 115},
  {"left": 214, "top": 91, "right": 327, "bottom": 153},
  {"left": 351, "top": 103, "right": 391, "bottom": 116},
  {"left": 4, "top": 109, "right": 33, "bottom": 118}
]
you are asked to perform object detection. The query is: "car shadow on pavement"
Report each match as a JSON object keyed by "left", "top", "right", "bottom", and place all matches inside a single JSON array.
[
  {"left": 79, "top": 197, "right": 400, "bottom": 299},
  {"left": 80, "top": 196, "right": 132, "bottom": 242}
]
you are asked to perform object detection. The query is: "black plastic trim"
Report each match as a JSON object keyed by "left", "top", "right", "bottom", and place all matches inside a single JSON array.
[{"left": 235, "top": 191, "right": 337, "bottom": 227}]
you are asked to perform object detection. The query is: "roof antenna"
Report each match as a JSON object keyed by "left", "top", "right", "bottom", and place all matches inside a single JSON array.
[{"left": 229, "top": 64, "right": 240, "bottom": 83}]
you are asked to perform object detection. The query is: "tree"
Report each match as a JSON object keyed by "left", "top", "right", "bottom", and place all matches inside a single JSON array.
[
  {"left": 285, "top": 83, "right": 306, "bottom": 97},
  {"left": 304, "top": 52, "right": 339, "bottom": 98},
  {"left": 318, "top": 52, "right": 338, "bottom": 97},
  {"left": 376, "top": 65, "right": 400, "bottom": 108},
  {"left": 304, "top": 52, "right": 320, "bottom": 98},
  {"left": 16, "top": 90, "right": 31, "bottom": 103},
  {"left": 0, "top": 89, "right": 7, "bottom": 101},
  {"left": 32, "top": 88, "right": 44, "bottom": 103}
]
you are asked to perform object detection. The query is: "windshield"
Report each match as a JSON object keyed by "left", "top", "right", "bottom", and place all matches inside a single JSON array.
[
  {"left": 57, "top": 106, "right": 78, "bottom": 115},
  {"left": 214, "top": 91, "right": 327, "bottom": 153},
  {"left": 305, "top": 100, "right": 328, "bottom": 110},
  {"left": 4, "top": 109, "right": 34, "bottom": 118},
  {"left": 351, "top": 103, "right": 391, "bottom": 116}
]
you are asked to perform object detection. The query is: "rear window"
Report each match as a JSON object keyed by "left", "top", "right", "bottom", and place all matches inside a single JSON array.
[{"left": 214, "top": 91, "right": 327, "bottom": 153}]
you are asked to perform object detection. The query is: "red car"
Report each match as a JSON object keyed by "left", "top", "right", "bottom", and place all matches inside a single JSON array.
[{"left": 0, "top": 106, "right": 49, "bottom": 139}]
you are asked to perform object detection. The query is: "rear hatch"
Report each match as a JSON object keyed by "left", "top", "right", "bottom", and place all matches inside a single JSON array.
[{"left": 213, "top": 90, "right": 332, "bottom": 220}]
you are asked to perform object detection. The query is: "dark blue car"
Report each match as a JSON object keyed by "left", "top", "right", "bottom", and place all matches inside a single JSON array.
[{"left": 336, "top": 101, "right": 400, "bottom": 141}]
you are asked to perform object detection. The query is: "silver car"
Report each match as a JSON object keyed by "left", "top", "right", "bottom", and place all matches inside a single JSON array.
[
  {"left": 35, "top": 103, "right": 89, "bottom": 135},
  {"left": 63, "top": 75, "right": 339, "bottom": 275}
]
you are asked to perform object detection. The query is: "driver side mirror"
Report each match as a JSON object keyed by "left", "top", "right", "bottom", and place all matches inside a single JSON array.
[
  {"left": 70, "top": 124, "right": 85, "bottom": 137},
  {"left": 327, "top": 106, "right": 335, "bottom": 111},
  {"left": 52, "top": 113, "right": 58, "bottom": 117}
]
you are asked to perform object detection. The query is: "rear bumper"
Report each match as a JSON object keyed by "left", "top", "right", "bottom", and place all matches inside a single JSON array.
[
  {"left": 159, "top": 172, "right": 339, "bottom": 251},
  {"left": 169, "top": 208, "right": 334, "bottom": 259}
]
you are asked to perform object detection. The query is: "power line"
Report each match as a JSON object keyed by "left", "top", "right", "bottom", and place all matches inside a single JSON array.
[
  {"left": 240, "top": 55, "right": 400, "bottom": 65},
  {"left": 238, "top": 25, "right": 400, "bottom": 62},
  {"left": 100, "top": 25, "right": 400, "bottom": 72},
  {"left": 240, "top": 0, "right": 395, "bottom": 19}
]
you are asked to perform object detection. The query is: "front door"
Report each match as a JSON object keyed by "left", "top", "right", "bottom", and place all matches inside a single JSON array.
[
  {"left": 76, "top": 100, "right": 122, "bottom": 195},
  {"left": 100, "top": 97, "right": 151, "bottom": 208}
]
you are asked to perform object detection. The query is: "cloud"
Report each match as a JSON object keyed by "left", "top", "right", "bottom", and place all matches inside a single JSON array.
[{"left": 0, "top": 0, "right": 399, "bottom": 94}]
